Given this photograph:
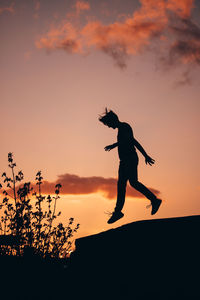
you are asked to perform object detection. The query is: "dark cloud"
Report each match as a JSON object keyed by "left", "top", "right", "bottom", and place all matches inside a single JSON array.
[
  {"left": 101, "top": 44, "right": 128, "bottom": 70},
  {"left": 58, "top": 39, "right": 80, "bottom": 53},
  {"left": 170, "top": 18, "right": 200, "bottom": 40},
  {"left": 173, "top": 69, "right": 192, "bottom": 88},
  {"left": 169, "top": 39, "right": 200, "bottom": 65},
  {"left": 158, "top": 16, "right": 200, "bottom": 85},
  {"left": 169, "top": 18, "right": 200, "bottom": 67}
]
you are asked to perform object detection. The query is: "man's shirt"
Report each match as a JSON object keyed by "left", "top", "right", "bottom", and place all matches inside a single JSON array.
[{"left": 117, "top": 122, "right": 137, "bottom": 160}]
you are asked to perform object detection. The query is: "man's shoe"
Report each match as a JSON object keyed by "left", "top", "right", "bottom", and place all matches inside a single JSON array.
[
  {"left": 107, "top": 211, "right": 124, "bottom": 224},
  {"left": 151, "top": 198, "right": 162, "bottom": 215}
]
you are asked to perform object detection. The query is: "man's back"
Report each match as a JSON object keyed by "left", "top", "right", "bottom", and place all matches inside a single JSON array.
[{"left": 117, "top": 122, "right": 136, "bottom": 160}]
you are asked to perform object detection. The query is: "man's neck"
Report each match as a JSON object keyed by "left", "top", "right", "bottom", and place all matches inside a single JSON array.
[{"left": 117, "top": 121, "right": 122, "bottom": 128}]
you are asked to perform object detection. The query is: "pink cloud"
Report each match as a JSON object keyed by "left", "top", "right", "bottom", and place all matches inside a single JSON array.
[
  {"left": 35, "top": 0, "right": 198, "bottom": 72},
  {"left": 36, "top": 22, "right": 82, "bottom": 53}
]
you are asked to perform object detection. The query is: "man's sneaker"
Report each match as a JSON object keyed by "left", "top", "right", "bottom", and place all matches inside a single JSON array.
[
  {"left": 107, "top": 211, "right": 124, "bottom": 224},
  {"left": 151, "top": 198, "right": 162, "bottom": 215}
]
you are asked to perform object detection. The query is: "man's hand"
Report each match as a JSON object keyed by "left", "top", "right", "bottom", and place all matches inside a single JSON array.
[
  {"left": 104, "top": 144, "right": 115, "bottom": 151},
  {"left": 145, "top": 155, "right": 155, "bottom": 166}
]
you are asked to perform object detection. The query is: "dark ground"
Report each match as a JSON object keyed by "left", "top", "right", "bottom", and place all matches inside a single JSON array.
[{"left": 1, "top": 215, "right": 199, "bottom": 299}]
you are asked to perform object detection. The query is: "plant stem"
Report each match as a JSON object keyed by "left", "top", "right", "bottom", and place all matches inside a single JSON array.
[{"left": 11, "top": 167, "right": 17, "bottom": 209}]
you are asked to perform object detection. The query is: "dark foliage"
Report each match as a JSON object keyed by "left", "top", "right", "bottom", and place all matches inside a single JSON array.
[{"left": 0, "top": 153, "right": 79, "bottom": 258}]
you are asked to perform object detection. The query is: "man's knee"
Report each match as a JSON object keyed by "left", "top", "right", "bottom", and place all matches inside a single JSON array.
[{"left": 129, "top": 180, "right": 139, "bottom": 188}]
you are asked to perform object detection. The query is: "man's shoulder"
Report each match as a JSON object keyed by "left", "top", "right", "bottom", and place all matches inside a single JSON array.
[{"left": 120, "top": 122, "right": 132, "bottom": 131}]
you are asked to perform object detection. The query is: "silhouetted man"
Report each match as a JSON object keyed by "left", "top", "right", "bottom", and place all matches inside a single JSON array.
[{"left": 99, "top": 108, "right": 162, "bottom": 224}]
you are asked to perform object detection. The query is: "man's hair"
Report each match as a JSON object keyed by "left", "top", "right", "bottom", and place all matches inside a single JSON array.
[{"left": 98, "top": 108, "right": 119, "bottom": 125}]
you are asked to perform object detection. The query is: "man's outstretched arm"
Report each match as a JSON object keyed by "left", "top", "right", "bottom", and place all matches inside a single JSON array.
[
  {"left": 133, "top": 138, "right": 155, "bottom": 166},
  {"left": 104, "top": 142, "right": 118, "bottom": 151}
]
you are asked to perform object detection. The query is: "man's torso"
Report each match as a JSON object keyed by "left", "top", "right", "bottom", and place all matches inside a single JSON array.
[{"left": 117, "top": 122, "right": 137, "bottom": 160}]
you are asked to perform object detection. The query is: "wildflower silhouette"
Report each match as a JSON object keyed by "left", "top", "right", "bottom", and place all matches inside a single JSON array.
[
  {"left": 99, "top": 109, "right": 162, "bottom": 224},
  {"left": 0, "top": 153, "right": 79, "bottom": 258}
]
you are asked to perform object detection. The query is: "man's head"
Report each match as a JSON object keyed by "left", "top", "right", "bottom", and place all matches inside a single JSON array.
[{"left": 99, "top": 108, "right": 119, "bottom": 129}]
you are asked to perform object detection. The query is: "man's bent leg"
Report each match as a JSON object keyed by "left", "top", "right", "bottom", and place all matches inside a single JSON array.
[
  {"left": 129, "top": 180, "right": 157, "bottom": 201},
  {"left": 129, "top": 180, "right": 162, "bottom": 214}
]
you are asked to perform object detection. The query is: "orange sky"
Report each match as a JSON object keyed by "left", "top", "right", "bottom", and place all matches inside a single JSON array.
[{"left": 1, "top": 0, "right": 200, "bottom": 239}]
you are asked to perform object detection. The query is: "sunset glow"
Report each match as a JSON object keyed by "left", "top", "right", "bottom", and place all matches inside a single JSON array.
[{"left": 1, "top": 0, "right": 200, "bottom": 239}]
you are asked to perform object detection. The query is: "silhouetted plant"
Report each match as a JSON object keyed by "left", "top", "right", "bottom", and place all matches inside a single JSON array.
[{"left": 0, "top": 153, "right": 80, "bottom": 258}]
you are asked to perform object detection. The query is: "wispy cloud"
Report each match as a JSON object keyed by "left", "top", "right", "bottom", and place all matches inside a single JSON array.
[
  {"left": 173, "top": 69, "right": 192, "bottom": 88},
  {"left": 36, "top": 0, "right": 199, "bottom": 76},
  {"left": 34, "top": 0, "right": 40, "bottom": 11},
  {"left": 0, "top": 2, "right": 15, "bottom": 15},
  {"left": 66, "top": 0, "right": 90, "bottom": 19},
  {"left": 75, "top": 1, "right": 90, "bottom": 14},
  {"left": 29, "top": 173, "right": 160, "bottom": 200},
  {"left": 169, "top": 18, "right": 200, "bottom": 66},
  {"left": 33, "top": 0, "right": 40, "bottom": 19},
  {"left": 35, "top": 22, "right": 82, "bottom": 53}
]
